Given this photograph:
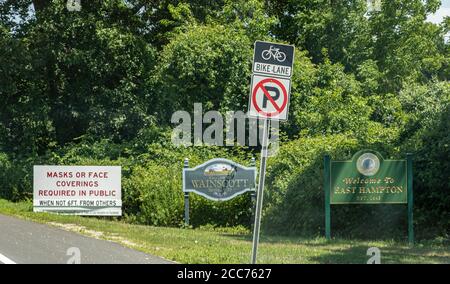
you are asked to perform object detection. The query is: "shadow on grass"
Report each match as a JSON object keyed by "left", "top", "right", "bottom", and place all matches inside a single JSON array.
[
  {"left": 308, "top": 245, "right": 369, "bottom": 264},
  {"left": 378, "top": 246, "right": 450, "bottom": 264},
  {"left": 303, "top": 242, "right": 449, "bottom": 264},
  {"left": 217, "top": 232, "right": 318, "bottom": 244},
  {"left": 307, "top": 244, "right": 449, "bottom": 264},
  {"left": 217, "top": 231, "right": 450, "bottom": 264},
  {"left": 218, "top": 231, "right": 390, "bottom": 246}
]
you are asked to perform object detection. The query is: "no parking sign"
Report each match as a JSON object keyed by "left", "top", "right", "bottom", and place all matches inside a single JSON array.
[
  {"left": 248, "top": 75, "right": 291, "bottom": 120},
  {"left": 248, "top": 41, "right": 294, "bottom": 121}
]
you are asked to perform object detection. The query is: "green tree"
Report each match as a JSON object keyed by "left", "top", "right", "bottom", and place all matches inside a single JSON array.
[
  {"left": 151, "top": 24, "right": 252, "bottom": 121},
  {"left": 218, "top": 0, "right": 276, "bottom": 42},
  {"left": 369, "top": 0, "right": 447, "bottom": 92},
  {"left": 1, "top": 0, "right": 157, "bottom": 153},
  {"left": 0, "top": 21, "right": 53, "bottom": 155},
  {"left": 287, "top": 53, "right": 372, "bottom": 140},
  {"left": 268, "top": 0, "right": 371, "bottom": 71},
  {"left": 125, "top": 0, "right": 225, "bottom": 48}
]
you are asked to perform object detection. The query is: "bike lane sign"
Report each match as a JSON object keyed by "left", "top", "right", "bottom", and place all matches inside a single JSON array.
[
  {"left": 248, "top": 74, "right": 291, "bottom": 120},
  {"left": 253, "top": 41, "right": 295, "bottom": 78}
]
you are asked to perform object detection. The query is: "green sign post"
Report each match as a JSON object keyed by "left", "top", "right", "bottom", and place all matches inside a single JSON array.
[{"left": 324, "top": 150, "right": 414, "bottom": 244}]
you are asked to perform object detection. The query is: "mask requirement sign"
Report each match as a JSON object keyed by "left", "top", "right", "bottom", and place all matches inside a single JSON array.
[{"left": 33, "top": 165, "right": 122, "bottom": 216}]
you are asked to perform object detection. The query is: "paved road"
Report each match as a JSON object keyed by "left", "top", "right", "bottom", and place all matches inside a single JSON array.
[{"left": 0, "top": 214, "right": 172, "bottom": 264}]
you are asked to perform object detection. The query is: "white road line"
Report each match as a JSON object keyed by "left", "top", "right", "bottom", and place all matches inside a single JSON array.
[{"left": 0, "top": 253, "right": 16, "bottom": 264}]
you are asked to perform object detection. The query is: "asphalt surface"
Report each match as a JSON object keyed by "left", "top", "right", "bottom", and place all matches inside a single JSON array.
[{"left": 0, "top": 214, "right": 172, "bottom": 264}]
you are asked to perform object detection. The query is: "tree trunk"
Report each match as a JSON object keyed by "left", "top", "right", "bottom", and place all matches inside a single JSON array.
[
  {"left": 32, "top": 0, "right": 63, "bottom": 143},
  {"left": 32, "top": 0, "right": 49, "bottom": 14}
]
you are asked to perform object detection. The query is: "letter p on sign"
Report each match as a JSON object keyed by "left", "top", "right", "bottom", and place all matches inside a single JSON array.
[{"left": 248, "top": 75, "right": 291, "bottom": 120}]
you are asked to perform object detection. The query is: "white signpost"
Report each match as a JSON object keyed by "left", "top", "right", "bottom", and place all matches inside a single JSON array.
[
  {"left": 33, "top": 165, "right": 122, "bottom": 216},
  {"left": 249, "top": 41, "right": 294, "bottom": 264}
]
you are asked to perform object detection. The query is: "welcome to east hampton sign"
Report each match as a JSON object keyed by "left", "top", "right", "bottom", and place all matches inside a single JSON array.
[
  {"left": 324, "top": 150, "right": 414, "bottom": 243},
  {"left": 330, "top": 151, "right": 407, "bottom": 204}
]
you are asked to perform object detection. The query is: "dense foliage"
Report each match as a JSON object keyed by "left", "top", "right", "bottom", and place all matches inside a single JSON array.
[{"left": 0, "top": 0, "right": 448, "bottom": 240}]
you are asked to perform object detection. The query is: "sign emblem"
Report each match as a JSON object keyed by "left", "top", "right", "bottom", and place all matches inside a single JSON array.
[
  {"left": 261, "top": 46, "right": 287, "bottom": 62},
  {"left": 204, "top": 163, "right": 234, "bottom": 176},
  {"left": 66, "top": 0, "right": 81, "bottom": 12},
  {"left": 356, "top": 153, "right": 380, "bottom": 176}
]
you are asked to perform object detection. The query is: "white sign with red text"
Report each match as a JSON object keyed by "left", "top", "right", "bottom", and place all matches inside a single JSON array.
[
  {"left": 248, "top": 75, "right": 291, "bottom": 120},
  {"left": 33, "top": 165, "right": 121, "bottom": 216}
]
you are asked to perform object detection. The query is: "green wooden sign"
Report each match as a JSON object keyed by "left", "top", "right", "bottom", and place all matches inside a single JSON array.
[
  {"left": 330, "top": 151, "right": 407, "bottom": 204},
  {"left": 324, "top": 150, "right": 414, "bottom": 244},
  {"left": 182, "top": 158, "right": 257, "bottom": 226},
  {"left": 183, "top": 158, "right": 256, "bottom": 201}
]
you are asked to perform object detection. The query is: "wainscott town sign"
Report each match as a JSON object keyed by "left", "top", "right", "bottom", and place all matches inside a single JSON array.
[
  {"left": 324, "top": 150, "right": 414, "bottom": 243},
  {"left": 183, "top": 158, "right": 256, "bottom": 201},
  {"left": 182, "top": 158, "right": 256, "bottom": 225}
]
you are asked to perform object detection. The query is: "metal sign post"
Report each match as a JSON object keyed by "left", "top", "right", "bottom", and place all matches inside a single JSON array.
[
  {"left": 184, "top": 158, "right": 190, "bottom": 226},
  {"left": 324, "top": 155, "right": 331, "bottom": 240},
  {"left": 251, "top": 119, "right": 269, "bottom": 264},
  {"left": 407, "top": 153, "right": 414, "bottom": 245}
]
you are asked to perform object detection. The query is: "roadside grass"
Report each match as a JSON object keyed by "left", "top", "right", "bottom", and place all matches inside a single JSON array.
[{"left": 0, "top": 199, "right": 449, "bottom": 264}]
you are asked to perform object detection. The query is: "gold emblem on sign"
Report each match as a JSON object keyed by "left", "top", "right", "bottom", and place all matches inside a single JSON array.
[
  {"left": 204, "top": 163, "right": 235, "bottom": 176},
  {"left": 357, "top": 153, "right": 380, "bottom": 176}
]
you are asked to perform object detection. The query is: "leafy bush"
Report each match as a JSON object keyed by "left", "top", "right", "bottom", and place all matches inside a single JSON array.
[
  {"left": 124, "top": 163, "right": 184, "bottom": 226},
  {"left": 411, "top": 103, "right": 450, "bottom": 239},
  {"left": 263, "top": 134, "right": 358, "bottom": 236},
  {"left": 288, "top": 58, "right": 374, "bottom": 139},
  {"left": 152, "top": 24, "right": 252, "bottom": 122},
  {"left": 0, "top": 152, "right": 12, "bottom": 199},
  {"left": 123, "top": 143, "right": 256, "bottom": 227},
  {"left": 399, "top": 81, "right": 450, "bottom": 239},
  {"left": 0, "top": 153, "right": 34, "bottom": 201}
]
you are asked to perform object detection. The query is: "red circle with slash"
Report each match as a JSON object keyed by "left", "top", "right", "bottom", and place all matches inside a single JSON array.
[{"left": 252, "top": 78, "right": 288, "bottom": 118}]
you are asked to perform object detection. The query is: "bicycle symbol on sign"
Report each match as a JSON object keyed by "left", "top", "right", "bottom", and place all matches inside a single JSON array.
[{"left": 261, "top": 46, "right": 286, "bottom": 63}]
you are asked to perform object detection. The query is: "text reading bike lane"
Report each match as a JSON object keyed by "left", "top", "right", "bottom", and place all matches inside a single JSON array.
[{"left": 253, "top": 41, "right": 294, "bottom": 78}]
